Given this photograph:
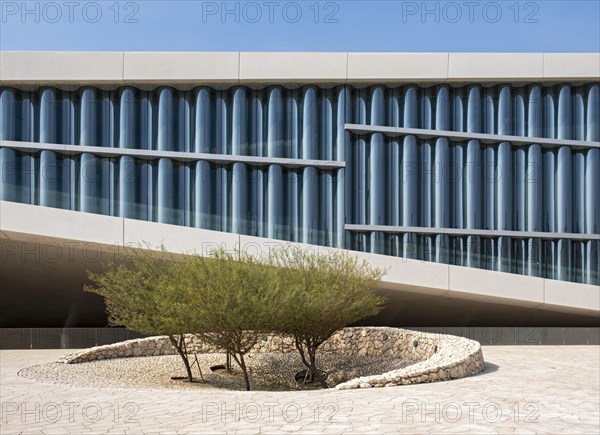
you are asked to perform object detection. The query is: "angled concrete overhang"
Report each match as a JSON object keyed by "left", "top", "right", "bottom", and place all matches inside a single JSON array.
[
  {"left": 1, "top": 52, "right": 599, "bottom": 87},
  {"left": 1, "top": 201, "right": 598, "bottom": 317}
]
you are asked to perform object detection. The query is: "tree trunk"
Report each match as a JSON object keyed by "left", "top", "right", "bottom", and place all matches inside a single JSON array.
[
  {"left": 238, "top": 353, "right": 251, "bottom": 391},
  {"left": 168, "top": 334, "right": 193, "bottom": 382},
  {"left": 294, "top": 336, "right": 328, "bottom": 388},
  {"left": 226, "top": 350, "right": 232, "bottom": 372},
  {"left": 308, "top": 346, "right": 329, "bottom": 388},
  {"left": 231, "top": 351, "right": 252, "bottom": 391},
  {"left": 294, "top": 337, "right": 312, "bottom": 381}
]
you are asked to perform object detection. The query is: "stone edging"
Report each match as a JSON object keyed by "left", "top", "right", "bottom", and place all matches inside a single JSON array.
[
  {"left": 334, "top": 329, "right": 485, "bottom": 389},
  {"left": 58, "top": 327, "right": 485, "bottom": 389}
]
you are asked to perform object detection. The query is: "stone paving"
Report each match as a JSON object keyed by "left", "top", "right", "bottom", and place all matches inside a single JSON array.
[{"left": 1, "top": 346, "right": 598, "bottom": 434}]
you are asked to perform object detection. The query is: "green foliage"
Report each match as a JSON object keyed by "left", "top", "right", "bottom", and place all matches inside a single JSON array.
[
  {"left": 85, "top": 245, "right": 189, "bottom": 336},
  {"left": 86, "top": 243, "right": 385, "bottom": 390},
  {"left": 181, "top": 250, "right": 276, "bottom": 338},
  {"left": 270, "top": 247, "right": 385, "bottom": 343},
  {"left": 85, "top": 245, "right": 201, "bottom": 382},
  {"left": 269, "top": 247, "right": 386, "bottom": 386},
  {"left": 178, "top": 248, "right": 280, "bottom": 390}
]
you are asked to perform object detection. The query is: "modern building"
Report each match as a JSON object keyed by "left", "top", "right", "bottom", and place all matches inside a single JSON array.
[{"left": 1, "top": 52, "right": 599, "bottom": 329}]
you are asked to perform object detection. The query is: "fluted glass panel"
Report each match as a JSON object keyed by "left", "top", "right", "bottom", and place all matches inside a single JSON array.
[
  {"left": 369, "top": 86, "right": 385, "bottom": 253},
  {"left": 520, "top": 85, "right": 543, "bottom": 277}
]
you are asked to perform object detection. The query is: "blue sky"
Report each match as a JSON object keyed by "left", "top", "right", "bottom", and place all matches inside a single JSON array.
[{"left": 1, "top": 0, "right": 599, "bottom": 52}]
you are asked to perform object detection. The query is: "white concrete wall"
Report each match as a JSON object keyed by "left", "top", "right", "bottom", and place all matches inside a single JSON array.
[
  {"left": 1, "top": 201, "right": 598, "bottom": 316},
  {"left": 1, "top": 52, "right": 598, "bottom": 84}
]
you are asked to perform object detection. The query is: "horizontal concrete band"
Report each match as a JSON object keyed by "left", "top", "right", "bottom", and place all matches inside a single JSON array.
[
  {"left": 345, "top": 224, "right": 600, "bottom": 242},
  {"left": 0, "top": 140, "right": 345, "bottom": 169},
  {"left": 1, "top": 201, "right": 598, "bottom": 315},
  {"left": 346, "top": 125, "right": 600, "bottom": 150},
  {"left": 1, "top": 52, "right": 599, "bottom": 84}
]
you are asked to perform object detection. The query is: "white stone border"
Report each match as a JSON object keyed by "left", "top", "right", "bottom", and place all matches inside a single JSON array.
[
  {"left": 335, "top": 329, "right": 485, "bottom": 389},
  {"left": 58, "top": 327, "right": 485, "bottom": 389}
]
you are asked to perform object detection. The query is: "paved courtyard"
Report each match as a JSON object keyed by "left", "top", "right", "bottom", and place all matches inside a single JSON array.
[{"left": 1, "top": 346, "right": 598, "bottom": 434}]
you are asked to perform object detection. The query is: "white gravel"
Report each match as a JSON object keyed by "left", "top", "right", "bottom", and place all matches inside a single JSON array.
[{"left": 18, "top": 352, "right": 410, "bottom": 391}]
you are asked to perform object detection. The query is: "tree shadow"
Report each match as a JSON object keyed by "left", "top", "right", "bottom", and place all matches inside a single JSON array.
[{"left": 478, "top": 361, "right": 499, "bottom": 375}]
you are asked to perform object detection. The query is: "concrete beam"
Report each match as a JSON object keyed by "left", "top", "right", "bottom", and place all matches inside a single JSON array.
[
  {"left": 2, "top": 52, "right": 599, "bottom": 85},
  {"left": 1, "top": 201, "right": 598, "bottom": 317},
  {"left": 239, "top": 52, "right": 348, "bottom": 82},
  {"left": 447, "top": 53, "right": 544, "bottom": 81},
  {"left": 123, "top": 52, "right": 239, "bottom": 83},
  {"left": 1, "top": 140, "right": 346, "bottom": 169}
]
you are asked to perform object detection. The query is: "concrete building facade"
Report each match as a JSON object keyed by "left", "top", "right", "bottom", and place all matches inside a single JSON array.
[{"left": 0, "top": 52, "right": 599, "bottom": 328}]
